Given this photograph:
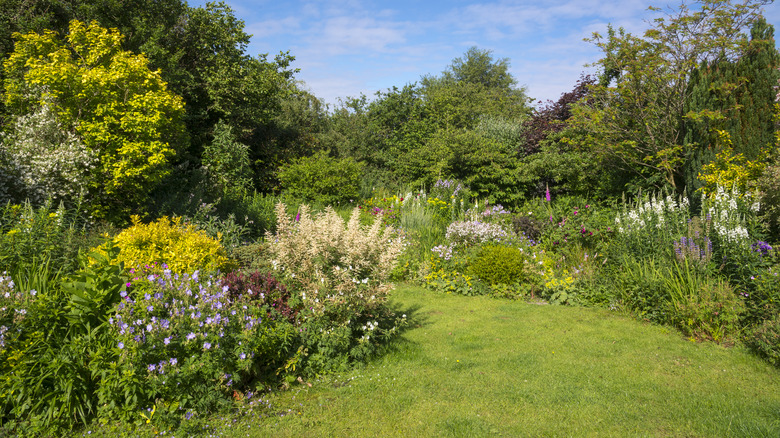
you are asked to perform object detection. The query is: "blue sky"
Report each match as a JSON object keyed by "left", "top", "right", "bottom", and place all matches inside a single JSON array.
[{"left": 189, "top": 0, "right": 780, "bottom": 107}]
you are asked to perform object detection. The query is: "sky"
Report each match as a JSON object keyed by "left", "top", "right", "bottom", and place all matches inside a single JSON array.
[{"left": 188, "top": 0, "right": 780, "bottom": 108}]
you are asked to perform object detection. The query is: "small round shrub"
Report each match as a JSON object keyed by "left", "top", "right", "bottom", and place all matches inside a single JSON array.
[
  {"left": 468, "top": 244, "right": 525, "bottom": 285},
  {"left": 104, "top": 215, "right": 233, "bottom": 273}
]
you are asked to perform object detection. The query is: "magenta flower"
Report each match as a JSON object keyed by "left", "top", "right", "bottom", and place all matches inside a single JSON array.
[{"left": 545, "top": 185, "right": 551, "bottom": 202}]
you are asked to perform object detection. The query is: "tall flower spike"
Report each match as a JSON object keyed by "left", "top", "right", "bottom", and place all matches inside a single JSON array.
[{"left": 545, "top": 184, "right": 551, "bottom": 202}]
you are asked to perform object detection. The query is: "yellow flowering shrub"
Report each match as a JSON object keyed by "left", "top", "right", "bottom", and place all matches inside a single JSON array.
[
  {"left": 99, "top": 216, "right": 233, "bottom": 274},
  {"left": 698, "top": 130, "right": 765, "bottom": 196}
]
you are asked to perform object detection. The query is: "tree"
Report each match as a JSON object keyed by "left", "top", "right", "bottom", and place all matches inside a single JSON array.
[
  {"left": 570, "top": 0, "right": 771, "bottom": 192},
  {"left": 435, "top": 46, "right": 518, "bottom": 91},
  {"left": 3, "top": 20, "right": 186, "bottom": 221},
  {"left": 681, "top": 17, "right": 779, "bottom": 197}
]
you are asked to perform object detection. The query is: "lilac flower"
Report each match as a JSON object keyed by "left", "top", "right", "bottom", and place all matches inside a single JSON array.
[
  {"left": 118, "top": 342, "right": 124, "bottom": 349},
  {"left": 148, "top": 364, "right": 156, "bottom": 372},
  {"left": 169, "top": 358, "right": 178, "bottom": 366},
  {"left": 186, "top": 332, "right": 196, "bottom": 341},
  {"left": 164, "top": 337, "right": 171, "bottom": 345},
  {"left": 545, "top": 184, "right": 551, "bottom": 202},
  {"left": 203, "top": 342, "right": 212, "bottom": 350}
]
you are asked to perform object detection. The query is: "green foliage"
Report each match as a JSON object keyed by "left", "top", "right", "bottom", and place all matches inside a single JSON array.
[
  {"left": 0, "top": 200, "right": 98, "bottom": 276},
  {"left": 202, "top": 120, "right": 253, "bottom": 195},
  {"left": 758, "top": 156, "right": 780, "bottom": 242},
  {"left": 422, "top": 254, "right": 479, "bottom": 296},
  {"left": 468, "top": 244, "right": 525, "bottom": 286},
  {"left": 106, "top": 215, "right": 233, "bottom": 274},
  {"left": 745, "top": 313, "right": 780, "bottom": 367},
  {"left": 682, "top": 17, "right": 779, "bottom": 197},
  {"left": 744, "top": 264, "right": 780, "bottom": 326},
  {"left": 0, "top": 245, "right": 127, "bottom": 436},
  {"left": 277, "top": 150, "right": 364, "bottom": 207},
  {"left": 437, "top": 46, "right": 519, "bottom": 91},
  {"left": 665, "top": 260, "right": 744, "bottom": 343},
  {"left": 3, "top": 20, "right": 186, "bottom": 222},
  {"left": 572, "top": 0, "right": 770, "bottom": 192}
]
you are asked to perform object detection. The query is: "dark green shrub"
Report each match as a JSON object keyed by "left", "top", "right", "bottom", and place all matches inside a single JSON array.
[
  {"left": 512, "top": 213, "right": 543, "bottom": 243},
  {"left": 277, "top": 150, "right": 364, "bottom": 207},
  {"left": 468, "top": 244, "right": 525, "bottom": 285}
]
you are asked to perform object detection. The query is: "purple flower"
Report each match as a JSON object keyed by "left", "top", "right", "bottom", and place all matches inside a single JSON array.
[
  {"left": 164, "top": 337, "right": 171, "bottom": 345},
  {"left": 295, "top": 212, "right": 301, "bottom": 222},
  {"left": 118, "top": 342, "right": 124, "bottom": 349},
  {"left": 203, "top": 342, "right": 212, "bottom": 350},
  {"left": 545, "top": 184, "right": 551, "bottom": 202},
  {"left": 186, "top": 332, "right": 196, "bottom": 341},
  {"left": 148, "top": 364, "right": 156, "bottom": 372}
]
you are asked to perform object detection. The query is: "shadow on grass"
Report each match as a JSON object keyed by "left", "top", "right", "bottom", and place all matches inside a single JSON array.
[{"left": 374, "top": 298, "right": 429, "bottom": 359}]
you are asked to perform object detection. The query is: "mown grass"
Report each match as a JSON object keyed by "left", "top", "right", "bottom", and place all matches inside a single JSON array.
[{"left": 76, "top": 285, "right": 780, "bottom": 437}]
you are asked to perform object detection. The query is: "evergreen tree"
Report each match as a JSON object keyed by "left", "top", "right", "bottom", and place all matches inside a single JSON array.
[{"left": 682, "top": 17, "right": 779, "bottom": 199}]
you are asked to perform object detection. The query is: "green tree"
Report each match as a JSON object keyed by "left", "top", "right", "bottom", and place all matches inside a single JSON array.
[
  {"left": 3, "top": 20, "right": 186, "bottom": 221},
  {"left": 431, "top": 46, "right": 518, "bottom": 92},
  {"left": 570, "top": 0, "right": 769, "bottom": 192},
  {"left": 682, "top": 17, "right": 779, "bottom": 197},
  {"left": 277, "top": 150, "right": 364, "bottom": 206}
]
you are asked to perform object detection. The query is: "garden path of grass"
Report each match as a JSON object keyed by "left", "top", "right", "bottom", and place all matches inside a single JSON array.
[{"left": 245, "top": 285, "right": 780, "bottom": 438}]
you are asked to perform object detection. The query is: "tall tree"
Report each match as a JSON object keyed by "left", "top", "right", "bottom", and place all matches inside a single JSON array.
[
  {"left": 682, "top": 16, "right": 778, "bottom": 197},
  {"left": 569, "top": 0, "right": 770, "bottom": 192},
  {"left": 2, "top": 20, "right": 186, "bottom": 221}
]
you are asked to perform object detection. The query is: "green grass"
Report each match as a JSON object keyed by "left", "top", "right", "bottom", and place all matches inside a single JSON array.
[{"left": 75, "top": 285, "right": 780, "bottom": 437}]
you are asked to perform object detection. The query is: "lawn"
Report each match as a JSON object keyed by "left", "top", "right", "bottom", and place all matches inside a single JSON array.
[{"left": 191, "top": 284, "right": 780, "bottom": 438}]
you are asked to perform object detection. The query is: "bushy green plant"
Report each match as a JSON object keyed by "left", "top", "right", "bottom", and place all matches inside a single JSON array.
[
  {"left": 744, "top": 264, "right": 780, "bottom": 326},
  {"left": 666, "top": 260, "right": 744, "bottom": 344},
  {"left": 104, "top": 215, "right": 233, "bottom": 274},
  {"left": 101, "top": 269, "right": 293, "bottom": 427},
  {"left": 0, "top": 200, "right": 96, "bottom": 276},
  {"left": 202, "top": 120, "right": 253, "bottom": 195},
  {"left": 0, "top": 243, "right": 128, "bottom": 436},
  {"left": 745, "top": 314, "right": 780, "bottom": 367},
  {"left": 180, "top": 200, "right": 251, "bottom": 256},
  {"left": 758, "top": 160, "right": 780, "bottom": 241},
  {"left": 468, "top": 244, "right": 525, "bottom": 286},
  {"left": 613, "top": 257, "right": 674, "bottom": 323},
  {"left": 277, "top": 150, "right": 364, "bottom": 207}
]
